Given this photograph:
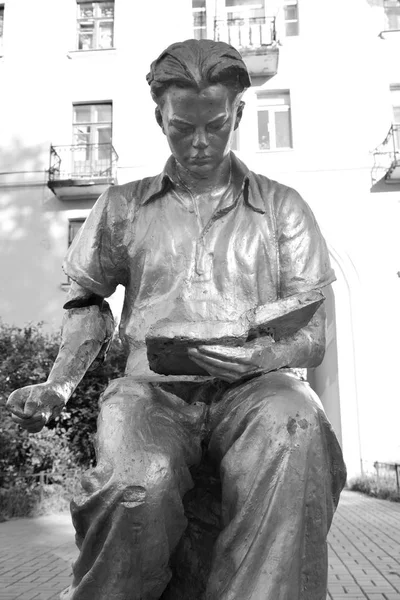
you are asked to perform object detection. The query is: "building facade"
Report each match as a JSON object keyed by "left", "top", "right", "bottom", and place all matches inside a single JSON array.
[{"left": 0, "top": 0, "right": 400, "bottom": 478}]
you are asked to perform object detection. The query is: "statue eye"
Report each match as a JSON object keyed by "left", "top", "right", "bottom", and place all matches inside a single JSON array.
[
  {"left": 173, "top": 123, "right": 194, "bottom": 134},
  {"left": 207, "top": 120, "right": 226, "bottom": 133}
]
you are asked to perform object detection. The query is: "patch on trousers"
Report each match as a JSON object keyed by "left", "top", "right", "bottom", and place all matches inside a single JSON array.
[
  {"left": 287, "top": 417, "right": 298, "bottom": 435},
  {"left": 287, "top": 417, "right": 309, "bottom": 434},
  {"left": 121, "top": 485, "right": 147, "bottom": 508}
]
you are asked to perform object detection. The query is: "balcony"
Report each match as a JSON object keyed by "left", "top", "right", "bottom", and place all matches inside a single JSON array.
[
  {"left": 48, "top": 143, "right": 118, "bottom": 200},
  {"left": 214, "top": 16, "right": 279, "bottom": 83},
  {"left": 371, "top": 124, "right": 400, "bottom": 192}
]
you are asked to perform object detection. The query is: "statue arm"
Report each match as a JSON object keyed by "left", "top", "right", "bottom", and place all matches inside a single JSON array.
[
  {"left": 189, "top": 186, "right": 331, "bottom": 382},
  {"left": 188, "top": 300, "right": 326, "bottom": 383},
  {"left": 47, "top": 297, "right": 115, "bottom": 401},
  {"left": 6, "top": 284, "right": 114, "bottom": 432}
]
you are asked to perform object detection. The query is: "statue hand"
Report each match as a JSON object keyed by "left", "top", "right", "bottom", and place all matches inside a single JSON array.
[
  {"left": 188, "top": 338, "right": 276, "bottom": 383},
  {"left": 6, "top": 383, "right": 67, "bottom": 433}
]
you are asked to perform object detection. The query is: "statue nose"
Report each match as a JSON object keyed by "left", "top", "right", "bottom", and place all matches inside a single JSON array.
[{"left": 192, "top": 129, "right": 208, "bottom": 149}]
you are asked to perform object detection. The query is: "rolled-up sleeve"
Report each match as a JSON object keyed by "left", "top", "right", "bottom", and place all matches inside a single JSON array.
[
  {"left": 63, "top": 186, "right": 128, "bottom": 298},
  {"left": 275, "top": 187, "right": 335, "bottom": 298}
]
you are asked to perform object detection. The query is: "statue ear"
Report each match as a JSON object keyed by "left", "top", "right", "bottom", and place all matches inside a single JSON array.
[
  {"left": 234, "top": 101, "right": 245, "bottom": 130},
  {"left": 155, "top": 107, "right": 165, "bottom": 133}
]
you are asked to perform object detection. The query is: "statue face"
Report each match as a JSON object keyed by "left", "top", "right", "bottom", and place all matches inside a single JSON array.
[{"left": 158, "top": 84, "right": 242, "bottom": 177}]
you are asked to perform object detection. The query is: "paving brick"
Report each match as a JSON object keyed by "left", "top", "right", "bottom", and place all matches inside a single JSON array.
[{"left": 1, "top": 491, "right": 400, "bottom": 599}]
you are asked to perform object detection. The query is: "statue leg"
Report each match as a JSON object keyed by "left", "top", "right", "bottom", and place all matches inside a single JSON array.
[
  {"left": 63, "top": 378, "right": 205, "bottom": 600},
  {"left": 206, "top": 371, "right": 346, "bottom": 600}
]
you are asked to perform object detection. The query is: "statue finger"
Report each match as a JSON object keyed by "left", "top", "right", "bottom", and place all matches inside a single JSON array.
[
  {"left": 196, "top": 345, "right": 254, "bottom": 364},
  {"left": 189, "top": 350, "right": 252, "bottom": 380},
  {"left": 24, "top": 420, "right": 47, "bottom": 433},
  {"left": 11, "top": 412, "right": 46, "bottom": 427}
]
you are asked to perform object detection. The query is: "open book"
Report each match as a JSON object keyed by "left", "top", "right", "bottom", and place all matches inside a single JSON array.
[{"left": 146, "top": 290, "right": 325, "bottom": 376}]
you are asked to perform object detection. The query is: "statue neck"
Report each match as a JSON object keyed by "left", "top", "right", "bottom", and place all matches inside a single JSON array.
[{"left": 175, "top": 155, "right": 231, "bottom": 197}]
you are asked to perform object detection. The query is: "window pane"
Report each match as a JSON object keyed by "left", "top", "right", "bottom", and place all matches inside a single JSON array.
[
  {"left": 226, "top": 0, "right": 264, "bottom": 7},
  {"left": 257, "top": 91, "right": 290, "bottom": 106},
  {"left": 258, "top": 111, "right": 270, "bottom": 149},
  {"left": 78, "top": 23, "right": 94, "bottom": 49},
  {"left": 99, "top": 21, "right": 113, "bottom": 48},
  {"left": 231, "top": 129, "right": 239, "bottom": 151},
  {"left": 386, "top": 10, "right": 400, "bottom": 29},
  {"left": 194, "top": 11, "right": 206, "bottom": 26},
  {"left": 74, "top": 105, "right": 92, "bottom": 123},
  {"left": 99, "top": 3, "right": 114, "bottom": 18},
  {"left": 193, "top": 0, "right": 206, "bottom": 7},
  {"left": 73, "top": 126, "right": 91, "bottom": 146},
  {"left": 79, "top": 3, "right": 94, "bottom": 18},
  {"left": 68, "top": 220, "right": 85, "bottom": 246},
  {"left": 284, "top": 6, "right": 298, "bottom": 20},
  {"left": 275, "top": 110, "right": 292, "bottom": 148},
  {"left": 97, "top": 127, "right": 112, "bottom": 146},
  {"left": 285, "top": 21, "right": 299, "bottom": 36},
  {"left": 94, "top": 104, "right": 112, "bottom": 122},
  {"left": 194, "top": 27, "right": 207, "bottom": 40},
  {"left": 0, "top": 7, "right": 4, "bottom": 38}
]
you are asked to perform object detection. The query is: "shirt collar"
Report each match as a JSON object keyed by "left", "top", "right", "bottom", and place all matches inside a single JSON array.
[{"left": 139, "top": 152, "right": 265, "bottom": 214}]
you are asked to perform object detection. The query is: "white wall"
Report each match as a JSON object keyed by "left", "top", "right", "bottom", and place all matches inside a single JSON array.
[{"left": 1, "top": 0, "right": 400, "bottom": 477}]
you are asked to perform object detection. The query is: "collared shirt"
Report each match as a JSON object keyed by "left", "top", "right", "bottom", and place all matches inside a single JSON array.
[{"left": 64, "top": 153, "right": 335, "bottom": 380}]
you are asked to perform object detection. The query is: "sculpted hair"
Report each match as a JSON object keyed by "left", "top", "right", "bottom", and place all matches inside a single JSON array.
[{"left": 146, "top": 39, "right": 251, "bottom": 103}]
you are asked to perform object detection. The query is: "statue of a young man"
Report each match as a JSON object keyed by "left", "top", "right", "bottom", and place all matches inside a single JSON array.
[{"left": 7, "top": 40, "right": 346, "bottom": 600}]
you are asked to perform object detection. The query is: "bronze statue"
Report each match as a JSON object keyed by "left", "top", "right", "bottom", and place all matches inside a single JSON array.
[{"left": 7, "top": 39, "right": 346, "bottom": 600}]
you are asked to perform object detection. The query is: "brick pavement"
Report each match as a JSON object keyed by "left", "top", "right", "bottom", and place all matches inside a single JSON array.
[{"left": 1, "top": 490, "right": 400, "bottom": 599}]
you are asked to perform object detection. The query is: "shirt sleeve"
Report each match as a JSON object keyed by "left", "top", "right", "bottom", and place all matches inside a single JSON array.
[
  {"left": 63, "top": 186, "right": 129, "bottom": 298},
  {"left": 275, "top": 187, "right": 336, "bottom": 298}
]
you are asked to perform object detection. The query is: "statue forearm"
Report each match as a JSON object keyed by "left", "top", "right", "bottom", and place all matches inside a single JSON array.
[
  {"left": 256, "top": 304, "right": 326, "bottom": 371},
  {"left": 47, "top": 303, "right": 115, "bottom": 403}
]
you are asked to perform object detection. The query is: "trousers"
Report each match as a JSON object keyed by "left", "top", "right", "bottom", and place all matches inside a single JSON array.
[{"left": 62, "top": 371, "right": 346, "bottom": 600}]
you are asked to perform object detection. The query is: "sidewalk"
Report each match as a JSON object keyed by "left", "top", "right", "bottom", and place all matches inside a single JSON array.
[{"left": 0, "top": 490, "right": 400, "bottom": 599}]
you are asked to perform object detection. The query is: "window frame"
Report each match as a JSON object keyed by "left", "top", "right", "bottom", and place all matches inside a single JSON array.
[
  {"left": 256, "top": 90, "right": 293, "bottom": 152},
  {"left": 72, "top": 101, "right": 113, "bottom": 177},
  {"left": 68, "top": 218, "right": 86, "bottom": 247},
  {"left": 0, "top": 4, "right": 5, "bottom": 55},
  {"left": 384, "top": 1, "right": 400, "bottom": 31},
  {"left": 76, "top": 1, "right": 115, "bottom": 51},
  {"left": 283, "top": 0, "right": 299, "bottom": 37}
]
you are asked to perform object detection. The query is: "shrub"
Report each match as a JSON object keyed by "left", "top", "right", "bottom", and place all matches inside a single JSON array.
[
  {"left": 348, "top": 474, "right": 400, "bottom": 502},
  {"left": 0, "top": 320, "right": 127, "bottom": 517}
]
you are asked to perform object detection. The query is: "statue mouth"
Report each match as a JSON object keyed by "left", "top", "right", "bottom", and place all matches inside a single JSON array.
[{"left": 190, "top": 156, "right": 211, "bottom": 163}]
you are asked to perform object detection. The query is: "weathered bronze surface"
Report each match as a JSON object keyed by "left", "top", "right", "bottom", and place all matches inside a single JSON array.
[{"left": 7, "top": 39, "right": 346, "bottom": 599}]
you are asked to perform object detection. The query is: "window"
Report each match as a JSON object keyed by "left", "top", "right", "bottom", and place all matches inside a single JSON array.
[
  {"left": 193, "top": 0, "right": 206, "bottom": 40},
  {"left": 64, "top": 218, "right": 85, "bottom": 284},
  {"left": 391, "top": 85, "right": 400, "bottom": 148},
  {"left": 225, "top": 0, "right": 265, "bottom": 20},
  {"left": 0, "top": 5, "right": 4, "bottom": 54},
  {"left": 68, "top": 219, "right": 85, "bottom": 247},
  {"left": 231, "top": 129, "right": 239, "bottom": 151},
  {"left": 257, "top": 91, "right": 292, "bottom": 151},
  {"left": 72, "top": 102, "right": 113, "bottom": 176},
  {"left": 384, "top": 1, "right": 400, "bottom": 30},
  {"left": 77, "top": 1, "right": 114, "bottom": 51},
  {"left": 283, "top": 0, "right": 299, "bottom": 36}
]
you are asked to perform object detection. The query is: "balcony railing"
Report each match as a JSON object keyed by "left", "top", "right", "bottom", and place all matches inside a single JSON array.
[
  {"left": 371, "top": 124, "right": 400, "bottom": 187},
  {"left": 49, "top": 143, "right": 118, "bottom": 182},
  {"left": 214, "top": 16, "right": 277, "bottom": 49}
]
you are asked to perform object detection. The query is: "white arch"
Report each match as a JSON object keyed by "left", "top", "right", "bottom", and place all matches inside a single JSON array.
[{"left": 309, "top": 239, "right": 364, "bottom": 479}]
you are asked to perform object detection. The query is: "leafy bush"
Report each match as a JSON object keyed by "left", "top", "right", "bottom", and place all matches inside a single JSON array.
[
  {"left": 0, "top": 320, "right": 127, "bottom": 517},
  {"left": 348, "top": 474, "right": 400, "bottom": 502}
]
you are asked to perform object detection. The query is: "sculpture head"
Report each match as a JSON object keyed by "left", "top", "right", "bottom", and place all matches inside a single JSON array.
[{"left": 147, "top": 39, "right": 251, "bottom": 176}]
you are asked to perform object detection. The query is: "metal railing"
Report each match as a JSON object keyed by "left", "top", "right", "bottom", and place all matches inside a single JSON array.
[
  {"left": 48, "top": 143, "right": 118, "bottom": 182},
  {"left": 371, "top": 123, "right": 400, "bottom": 185},
  {"left": 214, "top": 16, "right": 277, "bottom": 49},
  {"left": 374, "top": 461, "right": 400, "bottom": 494}
]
